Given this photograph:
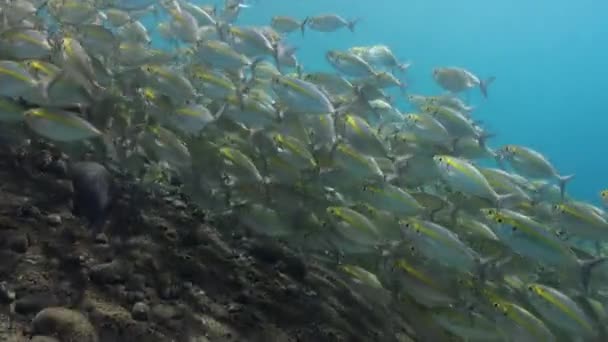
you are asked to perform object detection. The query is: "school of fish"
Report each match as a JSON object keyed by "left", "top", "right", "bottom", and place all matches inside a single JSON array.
[{"left": 2, "top": 0, "right": 608, "bottom": 340}]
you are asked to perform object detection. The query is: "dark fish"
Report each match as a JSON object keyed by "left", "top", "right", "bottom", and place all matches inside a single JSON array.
[{"left": 69, "top": 161, "right": 113, "bottom": 234}]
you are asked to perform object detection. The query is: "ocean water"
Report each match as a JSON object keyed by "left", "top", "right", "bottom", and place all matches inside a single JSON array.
[{"left": 226, "top": 0, "right": 608, "bottom": 204}]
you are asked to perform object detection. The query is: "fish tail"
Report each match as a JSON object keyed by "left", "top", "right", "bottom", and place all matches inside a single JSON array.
[
  {"left": 300, "top": 17, "right": 308, "bottom": 36},
  {"left": 249, "top": 56, "right": 265, "bottom": 77},
  {"left": 477, "top": 131, "right": 496, "bottom": 150},
  {"left": 271, "top": 42, "right": 282, "bottom": 73},
  {"left": 213, "top": 103, "right": 227, "bottom": 120},
  {"left": 581, "top": 257, "right": 608, "bottom": 293},
  {"left": 396, "top": 62, "right": 411, "bottom": 73},
  {"left": 557, "top": 174, "right": 575, "bottom": 199},
  {"left": 495, "top": 193, "right": 516, "bottom": 208},
  {"left": 347, "top": 18, "right": 360, "bottom": 32},
  {"left": 494, "top": 151, "right": 507, "bottom": 170},
  {"left": 479, "top": 76, "right": 496, "bottom": 98},
  {"left": 398, "top": 80, "right": 408, "bottom": 94}
]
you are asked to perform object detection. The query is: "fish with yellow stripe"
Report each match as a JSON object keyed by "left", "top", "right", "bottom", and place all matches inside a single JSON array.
[
  {"left": 24, "top": 107, "right": 102, "bottom": 142},
  {"left": 433, "top": 154, "right": 514, "bottom": 206},
  {"left": 525, "top": 283, "right": 596, "bottom": 339},
  {"left": 482, "top": 208, "right": 607, "bottom": 290}
]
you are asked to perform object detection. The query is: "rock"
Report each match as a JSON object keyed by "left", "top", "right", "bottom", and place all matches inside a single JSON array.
[
  {"left": 246, "top": 239, "right": 284, "bottom": 264},
  {"left": 30, "top": 336, "right": 61, "bottom": 342},
  {"left": 17, "top": 204, "right": 41, "bottom": 218},
  {"left": 48, "top": 159, "right": 68, "bottom": 177},
  {"left": 7, "top": 232, "right": 28, "bottom": 253},
  {"left": 0, "top": 282, "right": 15, "bottom": 303},
  {"left": 150, "top": 304, "right": 181, "bottom": 323},
  {"left": 93, "top": 233, "right": 108, "bottom": 245},
  {"left": 90, "top": 261, "right": 128, "bottom": 285},
  {"left": 14, "top": 292, "right": 59, "bottom": 315},
  {"left": 32, "top": 307, "right": 98, "bottom": 342},
  {"left": 131, "top": 302, "right": 149, "bottom": 321},
  {"left": 45, "top": 214, "right": 62, "bottom": 227},
  {"left": 226, "top": 303, "right": 242, "bottom": 314},
  {"left": 172, "top": 199, "right": 187, "bottom": 209},
  {"left": 69, "top": 161, "right": 113, "bottom": 234},
  {"left": 277, "top": 256, "right": 307, "bottom": 281}
]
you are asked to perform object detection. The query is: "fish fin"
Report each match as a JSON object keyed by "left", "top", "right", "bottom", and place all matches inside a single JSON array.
[
  {"left": 580, "top": 257, "right": 608, "bottom": 293},
  {"left": 479, "top": 76, "right": 496, "bottom": 98},
  {"left": 347, "top": 18, "right": 361, "bottom": 32},
  {"left": 300, "top": 17, "right": 308, "bottom": 36},
  {"left": 558, "top": 174, "right": 575, "bottom": 199}
]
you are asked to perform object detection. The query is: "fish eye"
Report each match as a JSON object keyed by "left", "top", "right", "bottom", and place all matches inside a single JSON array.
[
  {"left": 497, "top": 218, "right": 503, "bottom": 223},
  {"left": 493, "top": 302, "right": 499, "bottom": 308}
]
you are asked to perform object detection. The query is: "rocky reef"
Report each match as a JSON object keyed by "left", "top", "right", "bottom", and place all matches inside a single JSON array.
[{"left": 0, "top": 142, "right": 432, "bottom": 342}]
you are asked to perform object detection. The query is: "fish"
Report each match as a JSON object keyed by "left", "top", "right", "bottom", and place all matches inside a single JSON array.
[
  {"left": 271, "top": 75, "right": 335, "bottom": 115},
  {"left": 305, "top": 14, "right": 359, "bottom": 33},
  {"left": 6, "top": 2, "right": 606, "bottom": 340},
  {"left": 483, "top": 208, "right": 607, "bottom": 290},
  {"left": 271, "top": 16, "right": 305, "bottom": 34},
  {"left": 325, "top": 206, "right": 380, "bottom": 253},
  {"left": 326, "top": 50, "right": 377, "bottom": 77},
  {"left": 500, "top": 144, "right": 573, "bottom": 198},
  {"left": 433, "top": 67, "right": 495, "bottom": 98},
  {"left": 433, "top": 155, "right": 513, "bottom": 206},
  {"left": 24, "top": 108, "right": 102, "bottom": 141},
  {"left": 526, "top": 283, "right": 596, "bottom": 338},
  {"left": 0, "top": 60, "right": 41, "bottom": 98},
  {"left": 400, "top": 218, "right": 481, "bottom": 274},
  {"left": 349, "top": 45, "right": 410, "bottom": 72},
  {"left": 0, "top": 28, "right": 52, "bottom": 60},
  {"left": 601, "top": 190, "right": 608, "bottom": 208}
]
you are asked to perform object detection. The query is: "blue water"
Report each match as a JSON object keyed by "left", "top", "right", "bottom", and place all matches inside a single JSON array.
[{"left": 226, "top": 0, "right": 608, "bottom": 203}]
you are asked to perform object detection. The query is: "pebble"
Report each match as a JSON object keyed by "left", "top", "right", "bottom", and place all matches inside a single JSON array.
[
  {"left": 90, "top": 261, "right": 128, "bottom": 285},
  {"left": 32, "top": 307, "right": 98, "bottom": 342},
  {"left": 15, "top": 292, "right": 60, "bottom": 315},
  {"left": 45, "top": 214, "right": 62, "bottom": 227},
  {"left": 31, "top": 336, "right": 61, "bottom": 342},
  {"left": 131, "top": 302, "right": 149, "bottom": 321}
]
